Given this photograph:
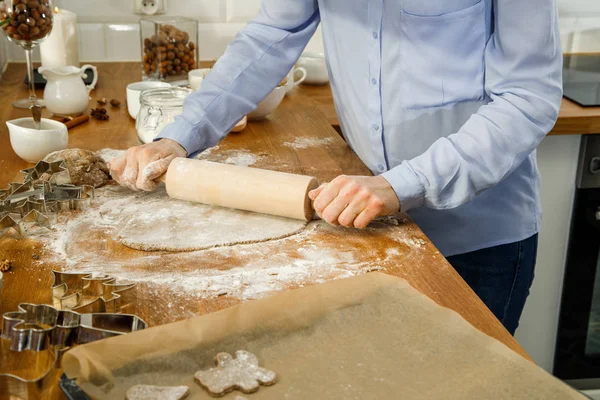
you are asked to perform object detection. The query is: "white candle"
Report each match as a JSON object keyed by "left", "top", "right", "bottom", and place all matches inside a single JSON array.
[{"left": 40, "top": 8, "right": 80, "bottom": 68}]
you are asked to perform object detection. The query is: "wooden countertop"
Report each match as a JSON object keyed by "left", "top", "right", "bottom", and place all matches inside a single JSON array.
[
  {"left": 298, "top": 85, "right": 600, "bottom": 136},
  {"left": 0, "top": 62, "right": 529, "bottom": 378}
]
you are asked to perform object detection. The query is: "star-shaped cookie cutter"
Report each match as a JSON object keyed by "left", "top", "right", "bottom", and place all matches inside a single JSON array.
[
  {"left": 0, "top": 159, "right": 95, "bottom": 238},
  {"left": 51, "top": 270, "right": 137, "bottom": 314}
]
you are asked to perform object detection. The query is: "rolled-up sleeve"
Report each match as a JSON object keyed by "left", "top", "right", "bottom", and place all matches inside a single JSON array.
[
  {"left": 156, "top": 1, "right": 320, "bottom": 156},
  {"left": 382, "top": 0, "right": 563, "bottom": 212}
]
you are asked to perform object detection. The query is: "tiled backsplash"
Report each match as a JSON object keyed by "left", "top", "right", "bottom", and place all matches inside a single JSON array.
[
  {"left": 4, "top": 0, "right": 324, "bottom": 64},
  {"left": 1, "top": 0, "right": 599, "bottom": 67}
]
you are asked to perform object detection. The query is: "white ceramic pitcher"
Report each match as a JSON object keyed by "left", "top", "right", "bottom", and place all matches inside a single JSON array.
[{"left": 38, "top": 65, "right": 98, "bottom": 116}]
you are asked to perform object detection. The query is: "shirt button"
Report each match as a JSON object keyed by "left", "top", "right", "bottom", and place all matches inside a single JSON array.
[
  {"left": 372, "top": 124, "right": 380, "bottom": 131},
  {"left": 372, "top": 32, "right": 378, "bottom": 39},
  {"left": 371, "top": 78, "right": 377, "bottom": 85},
  {"left": 377, "top": 164, "right": 385, "bottom": 172}
]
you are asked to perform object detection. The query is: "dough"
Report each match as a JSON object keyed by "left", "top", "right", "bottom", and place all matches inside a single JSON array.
[
  {"left": 117, "top": 190, "right": 307, "bottom": 252},
  {"left": 126, "top": 385, "right": 190, "bottom": 400},
  {"left": 43, "top": 148, "right": 110, "bottom": 188},
  {"left": 195, "top": 350, "right": 277, "bottom": 397}
]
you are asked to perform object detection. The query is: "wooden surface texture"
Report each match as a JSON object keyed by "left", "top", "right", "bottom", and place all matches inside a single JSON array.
[{"left": 0, "top": 62, "right": 531, "bottom": 398}]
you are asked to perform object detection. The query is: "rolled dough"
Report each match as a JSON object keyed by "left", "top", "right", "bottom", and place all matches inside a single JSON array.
[{"left": 117, "top": 191, "right": 307, "bottom": 252}]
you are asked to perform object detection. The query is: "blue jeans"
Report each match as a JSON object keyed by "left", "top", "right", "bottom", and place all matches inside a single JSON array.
[{"left": 446, "top": 234, "right": 538, "bottom": 335}]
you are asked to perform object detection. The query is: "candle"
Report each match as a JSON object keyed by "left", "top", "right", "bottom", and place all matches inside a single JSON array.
[{"left": 40, "top": 8, "right": 80, "bottom": 68}]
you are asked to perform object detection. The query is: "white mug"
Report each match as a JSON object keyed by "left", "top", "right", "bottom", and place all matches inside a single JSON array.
[
  {"left": 285, "top": 66, "right": 307, "bottom": 95},
  {"left": 188, "top": 68, "right": 211, "bottom": 91},
  {"left": 297, "top": 52, "right": 329, "bottom": 85},
  {"left": 126, "top": 81, "right": 171, "bottom": 120}
]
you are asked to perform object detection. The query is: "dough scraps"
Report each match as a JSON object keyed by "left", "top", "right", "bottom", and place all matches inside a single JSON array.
[
  {"left": 195, "top": 350, "right": 277, "bottom": 397},
  {"left": 43, "top": 148, "right": 110, "bottom": 188},
  {"left": 125, "top": 385, "right": 190, "bottom": 400},
  {"left": 117, "top": 191, "right": 307, "bottom": 252}
]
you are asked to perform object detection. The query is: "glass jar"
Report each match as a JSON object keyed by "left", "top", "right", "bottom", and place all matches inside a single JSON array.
[
  {"left": 136, "top": 87, "right": 192, "bottom": 144},
  {"left": 140, "top": 17, "right": 198, "bottom": 82}
]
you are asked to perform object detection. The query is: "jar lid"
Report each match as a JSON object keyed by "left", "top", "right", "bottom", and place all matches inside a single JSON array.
[{"left": 140, "top": 87, "right": 193, "bottom": 108}]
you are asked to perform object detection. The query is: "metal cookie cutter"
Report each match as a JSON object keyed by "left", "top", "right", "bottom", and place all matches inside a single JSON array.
[
  {"left": 0, "top": 303, "right": 147, "bottom": 399},
  {"left": 0, "top": 160, "right": 95, "bottom": 238},
  {"left": 52, "top": 270, "right": 137, "bottom": 314}
]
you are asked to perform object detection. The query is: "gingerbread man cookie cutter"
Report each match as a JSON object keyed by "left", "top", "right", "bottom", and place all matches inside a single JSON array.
[
  {"left": 195, "top": 350, "right": 277, "bottom": 397},
  {"left": 0, "top": 303, "right": 147, "bottom": 399},
  {"left": 51, "top": 270, "right": 137, "bottom": 314},
  {"left": 1, "top": 303, "right": 147, "bottom": 352}
]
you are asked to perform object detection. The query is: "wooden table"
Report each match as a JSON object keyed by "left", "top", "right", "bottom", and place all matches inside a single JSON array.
[{"left": 0, "top": 62, "right": 530, "bottom": 395}]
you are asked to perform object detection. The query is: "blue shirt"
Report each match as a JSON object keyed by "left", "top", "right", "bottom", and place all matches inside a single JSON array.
[{"left": 157, "top": 0, "right": 563, "bottom": 257}]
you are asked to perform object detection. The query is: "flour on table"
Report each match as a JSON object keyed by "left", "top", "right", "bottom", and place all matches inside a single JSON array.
[
  {"left": 117, "top": 189, "right": 306, "bottom": 252},
  {"left": 283, "top": 137, "right": 334, "bottom": 149},
  {"left": 196, "top": 146, "right": 260, "bottom": 167},
  {"left": 36, "top": 183, "right": 424, "bottom": 303}
]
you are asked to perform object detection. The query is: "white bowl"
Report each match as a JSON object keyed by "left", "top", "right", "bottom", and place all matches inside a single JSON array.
[
  {"left": 7, "top": 118, "right": 68, "bottom": 163},
  {"left": 248, "top": 86, "right": 286, "bottom": 121},
  {"left": 126, "top": 81, "right": 171, "bottom": 119},
  {"left": 188, "top": 68, "right": 211, "bottom": 91},
  {"left": 297, "top": 52, "right": 329, "bottom": 85}
]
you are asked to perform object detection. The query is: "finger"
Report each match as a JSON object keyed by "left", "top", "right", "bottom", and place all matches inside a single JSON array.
[
  {"left": 121, "top": 150, "right": 141, "bottom": 190},
  {"left": 138, "top": 155, "right": 174, "bottom": 191},
  {"left": 313, "top": 178, "right": 347, "bottom": 215},
  {"left": 320, "top": 194, "right": 352, "bottom": 225},
  {"left": 108, "top": 153, "right": 127, "bottom": 182},
  {"left": 136, "top": 150, "right": 162, "bottom": 191},
  {"left": 353, "top": 206, "right": 381, "bottom": 229},
  {"left": 337, "top": 199, "right": 367, "bottom": 228},
  {"left": 308, "top": 183, "right": 326, "bottom": 201}
]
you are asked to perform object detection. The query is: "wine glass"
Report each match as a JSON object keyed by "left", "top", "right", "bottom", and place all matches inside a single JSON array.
[{"left": 0, "top": 0, "right": 53, "bottom": 114}]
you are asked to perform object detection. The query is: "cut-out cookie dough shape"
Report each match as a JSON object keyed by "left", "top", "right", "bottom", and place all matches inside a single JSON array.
[
  {"left": 195, "top": 350, "right": 277, "bottom": 397},
  {"left": 126, "top": 385, "right": 190, "bottom": 400}
]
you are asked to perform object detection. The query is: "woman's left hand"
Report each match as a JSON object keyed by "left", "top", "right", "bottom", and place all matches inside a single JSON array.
[{"left": 308, "top": 175, "right": 401, "bottom": 229}]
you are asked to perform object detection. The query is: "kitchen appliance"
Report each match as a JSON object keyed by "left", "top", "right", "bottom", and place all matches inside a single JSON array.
[
  {"left": 555, "top": 134, "right": 600, "bottom": 397},
  {"left": 563, "top": 55, "right": 600, "bottom": 107}
]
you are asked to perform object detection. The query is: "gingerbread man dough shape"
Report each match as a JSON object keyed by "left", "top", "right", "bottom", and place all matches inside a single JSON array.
[{"left": 195, "top": 350, "right": 277, "bottom": 397}]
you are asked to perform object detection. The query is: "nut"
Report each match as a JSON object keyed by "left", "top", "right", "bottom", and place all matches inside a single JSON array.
[
  {"left": 97, "top": 97, "right": 107, "bottom": 105},
  {"left": 110, "top": 99, "right": 121, "bottom": 107},
  {"left": 1, "top": 0, "right": 53, "bottom": 42}
]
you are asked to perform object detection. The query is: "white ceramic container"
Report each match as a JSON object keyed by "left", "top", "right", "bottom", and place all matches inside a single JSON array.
[
  {"left": 297, "top": 52, "right": 329, "bottom": 85},
  {"left": 126, "top": 81, "right": 171, "bottom": 120},
  {"left": 7, "top": 118, "right": 68, "bottom": 163}
]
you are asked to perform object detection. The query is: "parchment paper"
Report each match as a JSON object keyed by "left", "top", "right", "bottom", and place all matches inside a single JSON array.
[{"left": 63, "top": 273, "right": 585, "bottom": 399}]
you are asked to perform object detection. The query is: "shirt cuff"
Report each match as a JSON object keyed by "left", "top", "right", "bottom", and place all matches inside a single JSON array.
[
  {"left": 381, "top": 162, "right": 425, "bottom": 212},
  {"left": 154, "top": 118, "right": 206, "bottom": 157}
]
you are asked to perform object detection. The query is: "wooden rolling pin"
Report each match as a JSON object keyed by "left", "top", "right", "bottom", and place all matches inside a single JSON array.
[{"left": 159, "top": 158, "right": 319, "bottom": 221}]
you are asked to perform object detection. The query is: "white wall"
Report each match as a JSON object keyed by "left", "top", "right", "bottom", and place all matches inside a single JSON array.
[
  {"left": 558, "top": 0, "right": 600, "bottom": 53},
  {"left": 4, "top": 0, "right": 596, "bottom": 63},
  {"left": 6, "top": 0, "right": 323, "bottom": 63}
]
